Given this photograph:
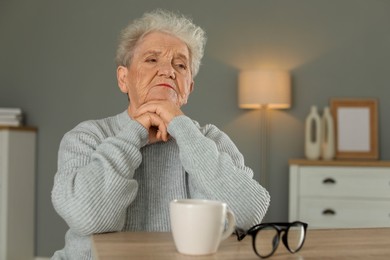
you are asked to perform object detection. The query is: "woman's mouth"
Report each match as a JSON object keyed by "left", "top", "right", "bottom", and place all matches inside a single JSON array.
[{"left": 156, "top": 83, "right": 174, "bottom": 90}]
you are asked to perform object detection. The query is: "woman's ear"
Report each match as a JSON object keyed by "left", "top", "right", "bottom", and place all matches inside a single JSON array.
[
  {"left": 181, "top": 81, "right": 195, "bottom": 106},
  {"left": 117, "top": 66, "right": 129, "bottom": 93}
]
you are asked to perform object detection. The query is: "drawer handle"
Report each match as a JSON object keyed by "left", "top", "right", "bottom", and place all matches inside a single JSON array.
[
  {"left": 322, "top": 209, "right": 336, "bottom": 216},
  {"left": 323, "top": 178, "right": 336, "bottom": 185}
]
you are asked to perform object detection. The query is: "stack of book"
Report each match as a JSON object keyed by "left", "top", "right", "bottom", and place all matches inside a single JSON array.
[{"left": 0, "top": 107, "right": 23, "bottom": 127}]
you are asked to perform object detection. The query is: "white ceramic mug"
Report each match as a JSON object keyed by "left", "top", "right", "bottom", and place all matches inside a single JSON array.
[{"left": 169, "top": 199, "right": 236, "bottom": 255}]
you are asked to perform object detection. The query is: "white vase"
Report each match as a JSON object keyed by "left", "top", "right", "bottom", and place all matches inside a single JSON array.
[
  {"left": 305, "top": 106, "right": 321, "bottom": 160},
  {"left": 321, "top": 107, "right": 336, "bottom": 160}
]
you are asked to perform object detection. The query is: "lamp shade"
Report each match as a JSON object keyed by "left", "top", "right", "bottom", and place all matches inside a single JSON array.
[{"left": 238, "top": 70, "right": 291, "bottom": 109}]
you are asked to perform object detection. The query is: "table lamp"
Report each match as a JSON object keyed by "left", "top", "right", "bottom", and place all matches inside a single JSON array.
[{"left": 238, "top": 70, "right": 291, "bottom": 188}]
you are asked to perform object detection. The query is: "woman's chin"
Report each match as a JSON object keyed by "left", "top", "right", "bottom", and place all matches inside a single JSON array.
[{"left": 145, "top": 91, "right": 178, "bottom": 103}]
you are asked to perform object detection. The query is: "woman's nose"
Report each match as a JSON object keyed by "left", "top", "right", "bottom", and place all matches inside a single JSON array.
[{"left": 157, "top": 62, "right": 175, "bottom": 79}]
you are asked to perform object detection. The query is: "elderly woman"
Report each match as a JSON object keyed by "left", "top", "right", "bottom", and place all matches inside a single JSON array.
[{"left": 51, "top": 9, "right": 270, "bottom": 259}]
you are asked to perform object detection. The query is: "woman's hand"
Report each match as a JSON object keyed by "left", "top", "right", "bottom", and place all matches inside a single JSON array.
[
  {"left": 133, "top": 101, "right": 184, "bottom": 144},
  {"left": 133, "top": 111, "right": 169, "bottom": 144},
  {"left": 135, "top": 100, "right": 184, "bottom": 123}
]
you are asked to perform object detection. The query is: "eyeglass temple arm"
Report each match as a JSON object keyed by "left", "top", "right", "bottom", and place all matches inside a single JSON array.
[{"left": 235, "top": 227, "right": 247, "bottom": 241}]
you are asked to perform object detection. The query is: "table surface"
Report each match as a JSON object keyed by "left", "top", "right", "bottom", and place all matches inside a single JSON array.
[{"left": 92, "top": 228, "right": 390, "bottom": 259}]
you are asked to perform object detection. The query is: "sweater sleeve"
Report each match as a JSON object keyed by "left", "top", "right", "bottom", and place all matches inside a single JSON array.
[
  {"left": 51, "top": 119, "right": 149, "bottom": 236},
  {"left": 167, "top": 115, "right": 270, "bottom": 229}
]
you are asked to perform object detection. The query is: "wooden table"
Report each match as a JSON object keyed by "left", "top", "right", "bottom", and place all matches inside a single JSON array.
[{"left": 92, "top": 228, "right": 390, "bottom": 259}]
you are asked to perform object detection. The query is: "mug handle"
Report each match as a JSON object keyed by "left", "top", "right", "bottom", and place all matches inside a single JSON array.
[{"left": 220, "top": 209, "right": 236, "bottom": 241}]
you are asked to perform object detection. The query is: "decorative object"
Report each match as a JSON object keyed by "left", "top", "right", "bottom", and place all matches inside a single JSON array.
[
  {"left": 238, "top": 69, "right": 291, "bottom": 187},
  {"left": 321, "top": 106, "right": 335, "bottom": 160},
  {"left": 0, "top": 107, "right": 23, "bottom": 126},
  {"left": 330, "top": 98, "right": 378, "bottom": 160},
  {"left": 305, "top": 106, "right": 321, "bottom": 160}
]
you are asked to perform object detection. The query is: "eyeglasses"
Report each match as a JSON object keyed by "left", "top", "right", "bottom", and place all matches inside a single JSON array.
[{"left": 235, "top": 221, "right": 308, "bottom": 258}]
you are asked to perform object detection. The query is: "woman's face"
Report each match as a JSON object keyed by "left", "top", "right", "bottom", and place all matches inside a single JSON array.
[{"left": 118, "top": 31, "right": 194, "bottom": 112}]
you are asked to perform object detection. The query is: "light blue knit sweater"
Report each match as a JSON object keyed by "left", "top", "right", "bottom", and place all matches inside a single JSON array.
[{"left": 51, "top": 111, "right": 270, "bottom": 259}]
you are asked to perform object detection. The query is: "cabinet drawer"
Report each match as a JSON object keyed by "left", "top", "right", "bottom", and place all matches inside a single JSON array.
[
  {"left": 299, "top": 167, "right": 390, "bottom": 198},
  {"left": 298, "top": 198, "right": 390, "bottom": 228}
]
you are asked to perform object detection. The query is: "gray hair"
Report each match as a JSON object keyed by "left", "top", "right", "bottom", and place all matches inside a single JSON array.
[{"left": 116, "top": 9, "right": 207, "bottom": 77}]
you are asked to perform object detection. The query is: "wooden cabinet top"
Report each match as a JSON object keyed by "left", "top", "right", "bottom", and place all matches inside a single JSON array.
[
  {"left": 0, "top": 126, "right": 37, "bottom": 132},
  {"left": 289, "top": 159, "right": 390, "bottom": 167}
]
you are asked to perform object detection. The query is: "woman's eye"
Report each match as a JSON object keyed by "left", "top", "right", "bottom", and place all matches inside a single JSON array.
[
  {"left": 175, "top": 63, "right": 187, "bottom": 70},
  {"left": 146, "top": 58, "right": 157, "bottom": 63}
]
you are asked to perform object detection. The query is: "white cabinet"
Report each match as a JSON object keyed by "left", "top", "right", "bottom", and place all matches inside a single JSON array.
[
  {"left": 0, "top": 127, "right": 36, "bottom": 260},
  {"left": 289, "top": 159, "right": 390, "bottom": 229}
]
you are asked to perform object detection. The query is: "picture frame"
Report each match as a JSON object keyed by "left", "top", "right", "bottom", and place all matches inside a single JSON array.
[{"left": 330, "top": 98, "right": 378, "bottom": 160}]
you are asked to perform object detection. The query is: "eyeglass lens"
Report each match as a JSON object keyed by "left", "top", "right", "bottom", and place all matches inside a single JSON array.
[
  {"left": 254, "top": 226, "right": 279, "bottom": 257},
  {"left": 286, "top": 223, "right": 305, "bottom": 252}
]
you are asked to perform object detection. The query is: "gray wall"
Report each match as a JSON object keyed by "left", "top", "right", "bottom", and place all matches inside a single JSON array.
[{"left": 1, "top": 0, "right": 390, "bottom": 257}]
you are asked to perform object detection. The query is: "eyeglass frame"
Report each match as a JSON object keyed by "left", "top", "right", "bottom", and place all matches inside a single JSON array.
[{"left": 235, "top": 221, "right": 308, "bottom": 258}]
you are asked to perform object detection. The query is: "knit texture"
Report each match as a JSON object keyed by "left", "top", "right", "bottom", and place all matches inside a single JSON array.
[{"left": 51, "top": 111, "right": 270, "bottom": 259}]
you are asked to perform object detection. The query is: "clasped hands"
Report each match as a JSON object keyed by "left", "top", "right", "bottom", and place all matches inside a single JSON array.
[{"left": 133, "top": 100, "right": 184, "bottom": 144}]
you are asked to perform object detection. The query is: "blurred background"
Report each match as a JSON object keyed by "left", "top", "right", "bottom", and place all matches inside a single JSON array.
[{"left": 1, "top": 0, "right": 390, "bottom": 257}]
